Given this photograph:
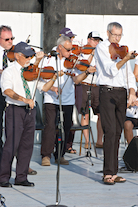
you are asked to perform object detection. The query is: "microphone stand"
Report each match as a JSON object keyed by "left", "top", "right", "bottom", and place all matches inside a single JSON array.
[
  {"left": 46, "top": 53, "right": 67, "bottom": 207},
  {"left": 85, "top": 72, "right": 95, "bottom": 165}
]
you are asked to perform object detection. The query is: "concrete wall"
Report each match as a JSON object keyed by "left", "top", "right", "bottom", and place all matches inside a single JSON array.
[{"left": 43, "top": 0, "right": 138, "bottom": 52}]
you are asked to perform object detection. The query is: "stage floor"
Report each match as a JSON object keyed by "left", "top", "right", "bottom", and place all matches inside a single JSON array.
[{"left": 0, "top": 141, "right": 138, "bottom": 207}]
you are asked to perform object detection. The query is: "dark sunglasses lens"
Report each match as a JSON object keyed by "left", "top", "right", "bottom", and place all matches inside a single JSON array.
[{"left": 5, "top": 37, "right": 15, "bottom": 41}]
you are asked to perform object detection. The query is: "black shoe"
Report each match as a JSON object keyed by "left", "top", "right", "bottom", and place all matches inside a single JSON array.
[
  {"left": 14, "top": 180, "right": 35, "bottom": 187},
  {"left": 0, "top": 181, "right": 12, "bottom": 188}
]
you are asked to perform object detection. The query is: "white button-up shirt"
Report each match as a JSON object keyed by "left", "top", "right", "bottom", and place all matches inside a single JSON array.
[
  {"left": 0, "top": 45, "right": 14, "bottom": 87},
  {"left": 1, "top": 61, "right": 45, "bottom": 106},
  {"left": 94, "top": 39, "right": 137, "bottom": 91}
]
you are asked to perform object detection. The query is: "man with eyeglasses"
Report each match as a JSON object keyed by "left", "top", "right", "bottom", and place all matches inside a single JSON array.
[
  {"left": 0, "top": 25, "right": 15, "bottom": 163},
  {"left": 95, "top": 22, "right": 137, "bottom": 185},
  {"left": 40, "top": 35, "right": 96, "bottom": 166},
  {"left": 0, "top": 41, "right": 63, "bottom": 187}
]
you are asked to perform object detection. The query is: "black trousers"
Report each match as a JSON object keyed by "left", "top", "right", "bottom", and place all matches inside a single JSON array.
[
  {"left": 99, "top": 86, "right": 127, "bottom": 175},
  {"left": 0, "top": 89, "right": 6, "bottom": 161},
  {"left": 41, "top": 103, "right": 73, "bottom": 159},
  {"left": 0, "top": 104, "right": 36, "bottom": 183}
]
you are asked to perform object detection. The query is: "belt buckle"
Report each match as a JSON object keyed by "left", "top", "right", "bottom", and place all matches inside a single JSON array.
[{"left": 107, "top": 86, "right": 113, "bottom": 91}]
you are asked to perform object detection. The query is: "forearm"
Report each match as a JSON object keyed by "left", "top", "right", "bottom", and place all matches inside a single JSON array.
[
  {"left": 133, "top": 64, "right": 138, "bottom": 82},
  {"left": 42, "top": 75, "right": 57, "bottom": 92},
  {"left": 73, "top": 71, "right": 88, "bottom": 85},
  {"left": 4, "top": 89, "right": 26, "bottom": 102},
  {"left": 116, "top": 56, "right": 129, "bottom": 70}
]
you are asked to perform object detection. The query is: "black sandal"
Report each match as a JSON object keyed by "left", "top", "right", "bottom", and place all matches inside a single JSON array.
[{"left": 66, "top": 148, "right": 76, "bottom": 154}]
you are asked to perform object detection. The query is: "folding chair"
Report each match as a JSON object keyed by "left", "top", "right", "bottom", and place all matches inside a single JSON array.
[
  {"left": 70, "top": 105, "right": 97, "bottom": 157},
  {"left": 35, "top": 101, "right": 44, "bottom": 130}
]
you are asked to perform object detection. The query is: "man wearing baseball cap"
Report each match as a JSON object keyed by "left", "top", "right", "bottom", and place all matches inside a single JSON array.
[
  {"left": 0, "top": 41, "right": 62, "bottom": 187},
  {"left": 80, "top": 31, "right": 103, "bottom": 150},
  {"left": 87, "top": 31, "right": 103, "bottom": 41},
  {"left": 59, "top": 27, "right": 76, "bottom": 41}
]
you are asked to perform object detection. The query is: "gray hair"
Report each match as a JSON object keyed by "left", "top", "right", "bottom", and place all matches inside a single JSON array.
[
  {"left": 57, "top": 35, "right": 71, "bottom": 47},
  {"left": 0, "top": 25, "right": 12, "bottom": 36},
  {"left": 107, "top": 22, "right": 122, "bottom": 32}
]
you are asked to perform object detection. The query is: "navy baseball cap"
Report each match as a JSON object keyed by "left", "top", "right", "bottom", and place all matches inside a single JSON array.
[
  {"left": 59, "top": 28, "right": 76, "bottom": 38},
  {"left": 14, "top": 42, "right": 35, "bottom": 57}
]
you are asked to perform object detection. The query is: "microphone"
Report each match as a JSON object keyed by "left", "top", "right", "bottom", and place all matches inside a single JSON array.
[
  {"left": 81, "top": 107, "right": 86, "bottom": 120},
  {"left": 50, "top": 50, "right": 59, "bottom": 56}
]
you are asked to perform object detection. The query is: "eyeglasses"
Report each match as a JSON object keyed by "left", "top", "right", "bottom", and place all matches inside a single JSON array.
[
  {"left": 90, "top": 38, "right": 100, "bottom": 42},
  {"left": 62, "top": 45, "right": 73, "bottom": 52},
  {"left": 23, "top": 54, "right": 33, "bottom": 59},
  {"left": 0, "top": 37, "right": 15, "bottom": 41},
  {"left": 109, "top": 31, "right": 123, "bottom": 38},
  {"left": 19, "top": 53, "right": 32, "bottom": 59}
]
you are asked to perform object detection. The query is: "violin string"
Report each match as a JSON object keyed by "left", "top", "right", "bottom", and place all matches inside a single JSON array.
[{"left": 32, "top": 57, "right": 45, "bottom": 100}]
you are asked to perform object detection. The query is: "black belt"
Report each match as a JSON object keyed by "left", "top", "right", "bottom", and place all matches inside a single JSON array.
[
  {"left": 100, "top": 85, "right": 125, "bottom": 91},
  {"left": 81, "top": 82, "right": 97, "bottom": 87},
  {"left": 6, "top": 103, "right": 29, "bottom": 108}
]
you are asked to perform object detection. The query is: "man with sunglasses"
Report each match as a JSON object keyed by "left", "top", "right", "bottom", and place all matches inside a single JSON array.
[
  {"left": 0, "top": 25, "right": 40, "bottom": 176},
  {"left": 95, "top": 22, "right": 137, "bottom": 185},
  {"left": 0, "top": 41, "right": 63, "bottom": 187},
  {"left": 0, "top": 25, "right": 15, "bottom": 162},
  {"left": 40, "top": 35, "right": 96, "bottom": 166}
]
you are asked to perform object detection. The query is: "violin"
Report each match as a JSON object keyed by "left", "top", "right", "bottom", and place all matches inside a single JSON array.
[
  {"left": 72, "top": 44, "right": 95, "bottom": 55},
  {"left": 64, "top": 55, "right": 90, "bottom": 71},
  {"left": 23, "top": 64, "right": 75, "bottom": 81},
  {"left": 109, "top": 43, "right": 129, "bottom": 60},
  {"left": 7, "top": 45, "right": 15, "bottom": 62},
  {"left": 6, "top": 46, "right": 36, "bottom": 62}
]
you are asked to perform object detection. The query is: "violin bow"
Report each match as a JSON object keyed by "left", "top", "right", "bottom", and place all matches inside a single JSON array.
[{"left": 56, "top": 54, "right": 80, "bottom": 99}]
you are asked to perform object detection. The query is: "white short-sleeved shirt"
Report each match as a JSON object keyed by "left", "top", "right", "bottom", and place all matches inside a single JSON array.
[
  {"left": 39, "top": 56, "right": 81, "bottom": 105},
  {"left": 81, "top": 54, "right": 97, "bottom": 84},
  {"left": 1, "top": 61, "right": 45, "bottom": 106},
  {"left": 126, "top": 106, "right": 138, "bottom": 119},
  {"left": 0, "top": 45, "right": 14, "bottom": 87},
  {"left": 94, "top": 39, "right": 137, "bottom": 91}
]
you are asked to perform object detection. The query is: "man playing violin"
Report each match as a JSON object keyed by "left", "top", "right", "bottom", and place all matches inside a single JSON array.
[
  {"left": 0, "top": 25, "right": 15, "bottom": 162},
  {"left": 0, "top": 25, "right": 44, "bottom": 176},
  {"left": 80, "top": 31, "right": 103, "bottom": 150},
  {"left": 0, "top": 41, "right": 63, "bottom": 187},
  {"left": 40, "top": 35, "right": 96, "bottom": 166},
  {"left": 95, "top": 22, "right": 137, "bottom": 185}
]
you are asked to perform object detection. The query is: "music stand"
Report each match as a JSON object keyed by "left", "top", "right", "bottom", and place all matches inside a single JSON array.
[{"left": 46, "top": 53, "right": 67, "bottom": 207}]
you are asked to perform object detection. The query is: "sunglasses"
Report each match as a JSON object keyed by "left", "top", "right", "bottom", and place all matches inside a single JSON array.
[
  {"left": 62, "top": 45, "right": 73, "bottom": 52},
  {"left": 0, "top": 37, "right": 15, "bottom": 41},
  {"left": 22, "top": 54, "right": 33, "bottom": 59}
]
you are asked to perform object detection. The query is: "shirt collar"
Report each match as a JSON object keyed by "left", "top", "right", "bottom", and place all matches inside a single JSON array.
[
  {"left": 14, "top": 61, "right": 23, "bottom": 71},
  {"left": 0, "top": 45, "right": 5, "bottom": 52}
]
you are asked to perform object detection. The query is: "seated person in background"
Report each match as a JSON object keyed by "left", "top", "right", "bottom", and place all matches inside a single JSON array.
[
  {"left": 124, "top": 102, "right": 138, "bottom": 144},
  {"left": 125, "top": 59, "right": 138, "bottom": 144}
]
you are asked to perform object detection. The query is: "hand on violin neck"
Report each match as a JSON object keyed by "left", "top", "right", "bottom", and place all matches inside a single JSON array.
[
  {"left": 129, "top": 51, "right": 138, "bottom": 59},
  {"left": 34, "top": 51, "right": 44, "bottom": 66},
  {"left": 56, "top": 70, "right": 64, "bottom": 77}
]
